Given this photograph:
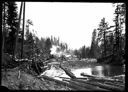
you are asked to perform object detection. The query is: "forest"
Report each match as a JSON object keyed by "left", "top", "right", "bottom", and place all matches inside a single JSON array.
[
  {"left": 73, "top": 3, "right": 125, "bottom": 65},
  {"left": 2, "top": 2, "right": 125, "bottom": 65},
  {"left": 1, "top": 2, "right": 126, "bottom": 90}
]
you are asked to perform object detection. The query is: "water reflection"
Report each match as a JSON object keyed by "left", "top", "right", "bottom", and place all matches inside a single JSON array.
[
  {"left": 41, "top": 64, "right": 124, "bottom": 79},
  {"left": 92, "top": 66, "right": 104, "bottom": 77},
  {"left": 72, "top": 65, "right": 124, "bottom": 78}
]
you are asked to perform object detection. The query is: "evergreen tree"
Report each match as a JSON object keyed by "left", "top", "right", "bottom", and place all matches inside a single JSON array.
[
  {"left": 45, "top": 38, "right": 52, "bottom": 50},
  {"left": 81, "top": 46, "right": 86, "bottom": 58},
  {"left": 23, "top": 19, "right": 34, "bottom": 59},
  {"left": 97, "top": 18, "right": 108, "bottom": 57},
  {"left": 74, "top": 49, "right": 81, "bottom": 59},
  {"left": 44, "top": 38, "right": 52, "bottom": 59},
  {"left": 90, "top": 29, "right": 97, "bottom": 58},
  {"left": 85, "top": 47, "right": 90, "bottom": 58},
  {"left": 106, "top": 33, "right": 114, "bottom": 55},
  {"left": 24, "top": 31, "right": 34, "bottom": 59},
  {"left": 113, "top": 3, "right": 126, "bottom": 55},
  {"left": 3, "top": 2, "right": 18, "bottom": 55}
]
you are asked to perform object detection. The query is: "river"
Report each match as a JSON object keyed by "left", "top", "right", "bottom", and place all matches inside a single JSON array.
[
  {"left": 41, "top": 63, "right": 125, "bottom": 79},
  {"left": 71, "top": 64, "right": 125, "bottom": 78}
]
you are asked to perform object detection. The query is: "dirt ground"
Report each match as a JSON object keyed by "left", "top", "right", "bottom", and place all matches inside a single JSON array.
[{"left": 1, "top": 67, "right": 72, "bottom": 90}]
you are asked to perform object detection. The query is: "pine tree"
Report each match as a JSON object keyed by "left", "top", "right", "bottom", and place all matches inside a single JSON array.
[
  {"left": 90, "top": 29, "right": 97, "bottom": 58},
  {"left": 4, "top": 2, "right": 18, "bottom": 55},
  {"left": 24, "top": 31, "right": 34, "bottom": 59},
  {"left": 97, "top": 18, "right": 108, "bottom": 57},
  {"left": 44, "top": 38, "right": 52, "bottom": 59},
  {"left": 113, "top": 3, "right": 126, "bottom": 55},
  {"left": 81, "top": 46, "right": 86, "bottom": 58}
]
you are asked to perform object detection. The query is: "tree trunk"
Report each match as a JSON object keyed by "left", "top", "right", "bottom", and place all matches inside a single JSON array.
[
  {"left": 21, "top": 2, "right": 25, "bottom": 59},
  {"left": 14, "top": 2, "right": 23, "bottom": 58},
  {"left": 59, "top": 64, "right": 76, "bottom": 79},
  {"left": 2, "top": 2, "right": 5, "bottom": 66}
]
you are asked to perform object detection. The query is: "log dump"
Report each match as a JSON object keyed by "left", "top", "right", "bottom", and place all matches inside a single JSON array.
[{"left": 38, "top": 65, "right": 125, "bottom": 91}]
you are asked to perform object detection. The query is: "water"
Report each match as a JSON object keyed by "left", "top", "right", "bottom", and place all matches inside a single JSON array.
[
  {"left": 71, "top": 64, "right": 125, "bottom": 78},
  {"left": 41, "top": 64, "right": 125, "bottom": 79}
]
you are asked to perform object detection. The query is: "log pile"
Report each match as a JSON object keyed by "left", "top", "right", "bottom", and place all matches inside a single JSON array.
[
  {"left": 38, "top": 75, "right": 90, "bottom": 90},
  {"left": 63, "top": 78, "right": 108, "bottom": 91},
  {"left": 38, "top": 66, "right": 125, "bottom": 91},
  {"left": 81, "top": 73, "right": 124, "bottom": 83}
]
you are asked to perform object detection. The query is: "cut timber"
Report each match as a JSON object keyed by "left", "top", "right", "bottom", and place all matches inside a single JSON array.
[
  {"left": 81, "top": 73, "right": 123, "bottom": 83},
  {"left": 59, "top": 64, "right": 76, "bottom": 79},
  {"left": 59, "top": 77, "right": 88, "bottom": 80},
  {"left": 63, "top": 79, "right": 109, "bottom": 91},
  {"left": 38, "top": 75, "right": 89, "bottom": 90},
  {"left": 73, "top": 78, "right": 124, "bottom": 91},
  {"left": 104, "top": 81, "right": 125, "bottom": 88},
  {"left": 111, "top": 75, "right": 125, "bottom": 83},
  {"left": 88, "top": 79, "right": 124, "bottom": 87}
]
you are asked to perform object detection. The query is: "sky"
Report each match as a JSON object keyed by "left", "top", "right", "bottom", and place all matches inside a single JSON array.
[{"left": 16, "top": 2, "right": 116, "bottom": 50}]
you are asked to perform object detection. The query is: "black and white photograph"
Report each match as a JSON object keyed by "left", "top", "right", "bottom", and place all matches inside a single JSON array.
[{"left": 1, "top": 2, "right": 126, "bottom": 91}]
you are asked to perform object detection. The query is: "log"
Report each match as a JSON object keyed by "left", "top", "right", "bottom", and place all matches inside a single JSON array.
[
  {"left": 88, "top": 79, "right": 124, "bottom": 87},
  {"left": 63, "top": 79, "right": 109, "bottom": 91},
  {"left": 111, "top": 75, "right": 125, "bottom": 83},
  {"left": 81, "top": 73, "right": 123, "bottom": 83},
  {"left": 59, "top": 64, "right": 76, "bottom": 79},
  {"left": 38, "top": 75, "right": 89, "bottom": 90},
  {"left": 73, "top": 78, "right": 124, "bottom": 91},
  {"left": 58, "top": 76, "right": 88, "bottom": 80},
  {"left": 104, "top": 81, "right": 125, "bottom": 88}
]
